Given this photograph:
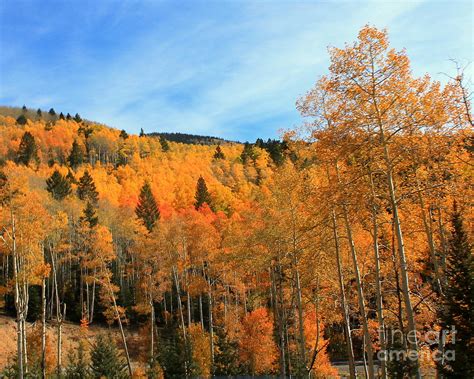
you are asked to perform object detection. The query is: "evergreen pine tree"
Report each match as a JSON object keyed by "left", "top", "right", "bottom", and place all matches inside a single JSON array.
[
  {"left": 214, "top": 327, "right": 240, "bottom": 376},
  {"left": 157, "top": 325, "right": 197, "bottom": 379},
  {"left": 194, "top": 176, "right": 212, "bottom": 210},
  {"left": 240, "top": 142, "right": 257, "bottom": 164},
  {"left": 90, "top": 334, "right": 127, "bottom": 378},
  {"left": 59, "top": 112, "right": 65, "bottom": 120},
  {"left": 73, "top": 113, "right": 82, "bottom": 123},
  {"left": 438, "top": 204, "right": 474, "bottom": 378},
  {"left": 80, "top": 201, "right": 98, "bottom": 228},
  {"left": 135, "top": 182, "right": 160, "bottom": 232},
  {"left": 65, "top": 340, "right": 90, "bottom": 378},
  {"left": 17, "top": 131, "right": 39, "bottom": 166},
  {"left": 213, "top": 145, "right": 225, "bottom": 160},
  {"left": 48, "top": 108, "right": 56, "bottom": 116},
  {"left": 139, "top": 128, "right": 145, "bottom": 137},
  {"left": 36, "top": 108, "right": 42, "bottom": 119},
  {"left": 46, "top": 170, "right": 72, "bottom": 200},
  {"left": 66, "top": 113, "right": 72, "bottom": 120},
  {"left": 22, "top": 105, "right": 27, "bottom": 113},
  {"left": 119, "top": 130, "right": 129, "bottom": 139},
  {"left": 265, "top": 139, "right": 285, "bottom": 166},
  {"left": 160, "top": 136, "right": 170, "bottom": 152},
  {"left": 16, "top": 114, "right": 28, "bottom": 125},
  {"left": 77, "top": 170, "right": 99, "bottom": 205},
  {"left": 47, "top": 148, "right": 55, "bottom": 167},
  {"left": 68, "top": 140, "right": 84, "bottom": 170}
]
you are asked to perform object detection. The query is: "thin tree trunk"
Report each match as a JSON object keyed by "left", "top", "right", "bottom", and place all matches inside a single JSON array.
[
  {"left": 41, "top": 273, "right": 47, "bottom": 379},
  {"left": 341, "top": 202, "right": 375, "bottom": 379},
  {"left": 108, "top": 281, "right": 132, "bottom": 377},
  {"left": 51, "top": 248, "right": 64, "bottom": 377},
  {"left": 376, "top": 102, "right": 421, "bottom": 378},
  {"left": 172, "top": 266, "right": 187, "bottom": 341},
  {"left": 416, "top": 180, "right": 443, "bottom": 295},
  {"left": 149, "top": 274, "right": 155, "bottom": 365},
  {"left": 335, "top": 161, "right": 375, "bottom": 379},
  {"left": 22, "top": 279, "right": 29, "bottom": 376},
  {"left": 199, "top": 294, "right": 204, "bottom": 330},
  {"left": 369, "top": 171, "right": 387, "bottom": 379},
  {"left": 331, "top": 209, "right": 356, "bottom": 379},
  {"left": 8, "top": 210, "right": 25, "bottom": 378},
  {"left": 90, "top": 273, "right": 96, "bottom": 323},
  {"left": 271, "top": 263, "right": 287, "bottom": 378}
]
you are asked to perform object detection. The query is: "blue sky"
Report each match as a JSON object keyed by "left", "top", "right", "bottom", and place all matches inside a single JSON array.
[{"left": 0, "top": 0, "right": 472, "bottom": 141}]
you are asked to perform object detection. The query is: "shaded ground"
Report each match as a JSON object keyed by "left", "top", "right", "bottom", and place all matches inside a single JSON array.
[{"left": 0, "top": 314, "right": 143, "bottom": 371}]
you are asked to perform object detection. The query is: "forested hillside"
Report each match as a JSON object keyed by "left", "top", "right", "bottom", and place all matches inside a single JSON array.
[{"left": 0, "top": 26, "right": 472, "bottom": 379}]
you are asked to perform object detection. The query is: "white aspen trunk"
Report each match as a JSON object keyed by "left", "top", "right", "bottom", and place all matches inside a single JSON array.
[
  {"left": 150, "top": 296, "right": 155, "bottom": 364},
  {"left": 371, "top": 76, "right": 422, "bottom": 378},
  {"left": 51, "top": 248, "right": 63, "bottom": 377},
  {"left": 369, "top": 171, "right": 387, "bottom": 379},
  {"left": 199, "top": 294, "right": 204, "bottom": 330},
  {"left": 293, "top": 254, "right": 306, "bottom": 368},
  {"left": 436, "top": 206, "right": 448, "bottom": 282},
  {"left": 57, "top": 305, "right": 64, "bottom": 377},
  {"left": 383, "top": 144, "right": 421, "bottom": 378},
  {"left": 22, "top": 279, "right": 29, "bottom": 375},
  {"left": 341, "top": 202, "right": 375, "bottom": 379},
  {"left": 10, "top": 210, "right": 24, "bottom": 379},
  {"left": 90, "top": 274, "right": 96, "bottom": 323},
  {"left": 330, "top": 209, "right": 356, "bottom": 379},
  {"left": 203, "top": 262, "right": 215, "bottom": 371},
  {"left": 108, "top": 279, "right": 132, "bottom": 377},
  {"left": 172, "top": 266, "right": 187, "bottom": 341},
  {"left": 335, "top": 163, "right": 375, "bottom": 378},
  {"left": 41, "top": 274, "right": 47, "bottom": 379},
  {"left": 416, "top": 180, "right": 444, "bottom": 295}
]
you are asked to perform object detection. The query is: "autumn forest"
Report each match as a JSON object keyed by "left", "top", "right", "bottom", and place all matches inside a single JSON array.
[{"left": 0, "top": 26, "right": 473, "bottom": 379}]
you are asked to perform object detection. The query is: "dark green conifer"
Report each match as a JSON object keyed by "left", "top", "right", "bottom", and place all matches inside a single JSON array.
[
  {"left": 80, "top": 201, "right": 98, "bottom": 228},
  {"left": 159, "top": 136, "right": 170, "bottom": 152},
  {"left": 16, "top": 114, "right": 28, "bottom": 125},
  {"left": 240, "top": 142, "right": 257, "bottom": 164},
  {"left": 17, "top": 131, "right": 39, "bottom": 165},
  {"left": 214, "top": 327, "right": 240, "bottom": 376},
  {"left": 119, "top": 130, "right": 129, "bottom": 139},
  {"left": 48, "top": 108, "right": 56, "bottom": 116},
  {"left": 139, "top": 128, "right": 145, "bottom": 137},
  {"left": 68, "top": 140, "right": 84, "bottom": 169},
  {"left": 194, "top": 176, "right": 212, "bottom": 210},
  {"left": 77, "top": 170, "right": 99, "bottom": 205},
  {"left": 73, "top": 113, "right": 82, "bottom": 123},
  {"left": 90, "top": 334, "right": 127, "bottom": 378},
  {"left": 135, "top": 182, "right": 160, "bottom": 232},
  {"left": 36, "top": 108, "right": 42, "bottom": 119},
  {"left": 47, "top": 148, "right": 55, "bottom": 167},
  {"left": 46, "top": 170, "right": 72, "bottom": 200},
  {"left": 213, "top": 145, "right": 225, "bottom": 160},
  {"left": 438, "top": 204, "right": 474, "bottom": 378},
  {"left": 59, "top": 112, "right": 65, "bottom": 120},
  {"left": 66, "top": 113, "right": 72, "bottom": 120},
  {"left": 65, "top": 340, "right": 90, "bottom": 378}
]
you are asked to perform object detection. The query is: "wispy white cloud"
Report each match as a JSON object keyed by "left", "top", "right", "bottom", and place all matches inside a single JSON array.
[{"left": 0, "top": 0, "right": 472, "bottom": 140}]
